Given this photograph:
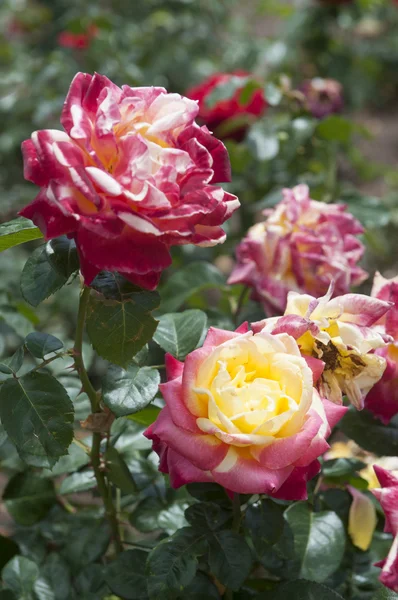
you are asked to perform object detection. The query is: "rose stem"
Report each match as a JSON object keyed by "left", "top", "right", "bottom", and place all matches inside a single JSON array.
[{"left": 74, "top": 285, "right": 123, "bottom": 555}]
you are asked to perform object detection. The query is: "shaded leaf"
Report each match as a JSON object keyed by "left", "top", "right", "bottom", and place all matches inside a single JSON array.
[
  {"left": 160, "top": 262, "right": 225, "bottom": 313},
  {"left": 0, "top": 218, "right": 42, "bottom": 253},
  {"left": 25, "top": 332, "right": 63, "bottom": 359},
  {"left": 3, "top": 471, "right": 55, "bottom": 526},
  {"left": 272, "top": 579, "right": 345, "bottom": 599},
  {"left": 105, "top": 550, "right": 148, "bottom": 600},
  {"left": 0, "top": 372, "right": 74, "bottom": 462},
  {"left": 179, "top": 572, "right": 221, "bottom": 600},
  {"left": 0, "top": 536, "right": 19, "bottom": 571},
  {"left": 20, "top": 246, "right": 67, "bottom": 307},
  {"left": 104, "top": 446, "right": 137, "bottom": 494},
  {"left": 339, "top": 408, "right": 398, "bottom": 456},
  {"left": 153, "top": 310, "right": 207, "bottom": 360},
  {"left": 316, "top": 115, "right": 353, "bottom": 144},
  {"left": 147, "top": 527, "right": 207, "bottom": 600},
  {"left": 245, "top": 498, "right": 285, "bottom": 551},
  {"left": 86, "top": 284, "right": 159, "bottom": 368},
  {"left": 34, "top": 554, "right": 71, "bottom": 600},
  {"left": 2, "top": 556, "right": 39, "bottom": 600},
  {"left": 45, "top": 237, "right": 79, "bottom": 279},
  {"left": 207, "top": 530, "right": 253, "bottom": 591},
  {"left": 185, "top": 502, "right": 231, "bottom": 532},
  {"left": 59, "top": 471, "right": 96, "bottom": 495},
  {"left": 247, "top": 128, "right": 280, "bottom": 161},
  {"left": 103, "top": 364, "right": 160, "bottom": 417},
  {"left": 63, "top": 521, "right": 111, "bottom": 570},
  {"left": 0, "top": 347, "right": 24, "bottom": 375}
]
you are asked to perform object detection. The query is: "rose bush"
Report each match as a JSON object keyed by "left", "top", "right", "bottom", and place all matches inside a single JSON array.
[
  {"left": 20, "top": 72, "right": 239, "bottom": 289},
  {"left": 229, "top": 184, "right": 367, "bottom": 315},
  {"left": 145, "top": 322, "right": 346, "bottom": 497}
]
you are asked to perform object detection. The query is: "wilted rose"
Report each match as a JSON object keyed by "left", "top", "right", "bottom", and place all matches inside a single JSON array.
[
  {"left": 299, "top": 78, "right": 344, "bottom": 119},
  {"left": 254, "top": 288, "right": 390, "bottom": 409},
  {"left": 228, "top": 184, "right": 367, "bottom": 315},
  {"left": 20, "top": 72, "right": 239, "bottom": 289},
  {"left": 145, "top": 323, "right": 346, "bottom": 497},
  {"left": 186, "top": 72, "right": 267, "bottom": 141}
]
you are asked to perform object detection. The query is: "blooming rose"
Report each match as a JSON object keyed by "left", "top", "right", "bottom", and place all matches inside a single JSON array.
[
  {"left": 186, "top": 72, "right": 267, "bottom": 141},
  {"left": 299, "top": 78, "right": 344, "bottom": 119},
  {"left": 365, "top": 273, "right": 398, "bottom": 424},
  {"left": 19, "top": 72, "right": 239, "bottom": 289},
  {"left": 58, "top": 25, "right": 98, "bottom": 50},
  {"left": 254, "top": 288, "right": 390, "bottom": 409},
  {"left": 372, "top": 466, "right": 398, "bottom": 593},
  {"left": 228, "top": 184, "right": 367, "bottom": 315},
  {"left": 145, "top": 323, "right": 346, "bottom": 497}
]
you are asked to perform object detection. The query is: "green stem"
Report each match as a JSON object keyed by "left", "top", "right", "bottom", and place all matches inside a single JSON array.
[
  {"left": 225, "top": 494, "right": 242, "bottom": 599},
  {"left": 74, "top": 285, "right": 122, "bottom": 555}
]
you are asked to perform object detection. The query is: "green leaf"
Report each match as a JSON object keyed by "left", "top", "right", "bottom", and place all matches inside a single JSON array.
[
  {"left": 105, "top": 550, "right": 148, "bottom": 599},
  {"left": 102, "top": 364, "right": 160, "bottom": 417},
  {"left": 25, "top": 332, "right": 63, "bottom": 359},
  {"left": 339, "top": 408, "right": 398, "bottom": 456},
  {"left": 272, "top": 579, "right": 345, "bottom": 599},
  {"left": 239, "top": 79, "right": 262, "bottom": 105},
  {"left": 20, "top": 245, "right": 67, "bottom": 307},
  {"left": 205, "top": 76, "right": 247, "bottom": 109},
  {"left": 185, "top": 502, "right": 231, "bottom": 532},
  {"left": 372, "top": 588, "right": 398, "bottom": 599},
  {"left": 73, "top": 563, "right": 108, "bottom": 597},
  {"left": 179, "top": 572, "right": 221, "bottom": 600},
  {"left": 264, "top": 82, "right": 283, "bottom": 106},
  {"left": 153, "top": 310, "right": 207, "bottom": 360},
  {"left": 42, "top": 442, "right": 90, "bottom": 477},
  {"left": 247, "top": 128, "right": 280, "bottom": 161},
  {"left": 63, "top": 520, "right": 111, "bottom": 570},
  {"left": 0, "top": 591, "right": 16, "bottom": 599},
  {"left": 147, "top": 527, "right": 207, "bottom": 600},
  {"left": 33, "top": 554, "right": 71, "bottom": 600},
  {"left": 3, "top": 471, "right": 55, "bottom": 526},
  {"left": 45, "top": 236, "right": 79, "bottom": 279},
  {"left": 322, "top": 458, "right": 366, "bottom": 479},
  {"left": 104, "top": 446, "right": 138, "bottom": 494},
  {"left": 284, "top": 503, "right": 345, "bottom": 583},
  {"left": 316, "top": 115, "right": 353, "bottom": 144},
  {"left": 2, "top": 556, "right": 39, "bottom": 600},
  {"left": 186, "top": 482, "right": 229, "bottom": 505},
  {"left": 127, "top": 405, "right": 161, "bottom": 427},
  {"left": 0, "top": 218, "right": 43, "bottom": 253},
  {"left": 245, "top": 498, "right": 285, "bottom": 551},
  {"left": 131, "top": 497, "right": 188, "bottom": 535},
  {"left": 0, "top": 372, "right": 74, "bottom": 462},
  {"left": 160, "top": 262, "right": 225, "bottom": 313},
  {"left": 207, "top": 530, "right": 253, "bottom": 591},
  {"left": 0, "top": 536, "right": 19, "bottom": 571},
  {"left": 86, "top": 283, "right": 159, "bottom": 368},
  {"left": 59, "top": 470, "right": 96, "bottom": 495},
  {"left": 0, "top": 347, "right": 25, "bottom": 375}
]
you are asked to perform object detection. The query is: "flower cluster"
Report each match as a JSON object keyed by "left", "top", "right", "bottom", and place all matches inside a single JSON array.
[
  {"left": 372, "top": 466, "right": 398, "bottom": 592},
  {"left": 187, "top": 72, "right": 267, "bottom": 140},
  {"left": 20, "top": 72, "right": 239, "bottom": 289},
  {"left": 229, "top": 184, "right": 367, "bottom": 315},
  {"left": 365, "top": 273, "right": 398, "bottom": 423}
]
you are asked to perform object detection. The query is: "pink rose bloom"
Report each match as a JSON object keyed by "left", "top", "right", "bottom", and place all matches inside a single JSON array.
[
  {"left": 19, "top": 72, "right": 239, "bottom": 290},
  {"left": 365, "top": 273, "right": 398, "bottom": 424},
  {"left": 253, "top": 288, "right": 390, "bottom": 409},
  {"left": 372, "top": 466, "right": 398, "bottom": 593},
  {"left": 145, "top": 323, "right": 346, "bottom": 497},
  {"left": 228, "top": 184, "right": 367, "bottom": 315}
]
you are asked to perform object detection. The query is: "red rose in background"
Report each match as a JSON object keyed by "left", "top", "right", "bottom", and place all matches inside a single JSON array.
[
  {"left": 58, "top": 25, "right": 98, "bottom": 50},
  {"left": 186, "top": 72, "right": 267, "bottom": 140}
]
